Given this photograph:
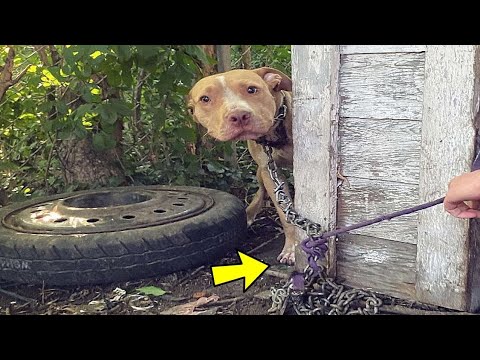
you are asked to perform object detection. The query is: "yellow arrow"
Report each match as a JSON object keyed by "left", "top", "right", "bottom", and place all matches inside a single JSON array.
[{"left": 211, "top": 250, "right": 269, "bottom": 292}]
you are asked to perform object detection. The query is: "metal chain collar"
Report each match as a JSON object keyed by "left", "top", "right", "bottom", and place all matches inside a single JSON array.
[
  {"left": 255, "top": 99, "right": 289, "bottom": 148},
  {"left": 262, "top": 144, "right": 384, "bottom": 315}
]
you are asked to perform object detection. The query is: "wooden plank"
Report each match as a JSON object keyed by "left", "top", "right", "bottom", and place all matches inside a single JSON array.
[
  {"left": 468, "top": 99, "right": 480, "bottom": 311},
  {"left": 417, "top": 45, "right": 480, "bottom": 311},
  {"left": 337, "top": 233, "right": 417, "bottom": 300},
  {"left": 468, "top": 219, "right": 480, "bottom": 311},
  {"left": 340, "top": 53, "right": 425, "bottom": 120},
  {"left": 341, "top": 45, "right": 426, "bottom": 55},
  {"left": 339, "top": 118, "right": 421, "bottom": 184},
  {"left": 291, "top": 45, "right": 340, "bottom": 276},
  {"left": 337, "top": 177, "right": 419, "bottom": 244}
]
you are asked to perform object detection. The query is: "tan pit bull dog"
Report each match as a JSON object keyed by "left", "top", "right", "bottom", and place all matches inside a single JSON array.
[{"left": 187, "top": 67, "right": 297, "bottom": 265}]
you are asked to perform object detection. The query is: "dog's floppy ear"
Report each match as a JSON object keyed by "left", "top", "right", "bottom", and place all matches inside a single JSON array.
[{"left": 252, "top": 67, "right": 292, "bottom": 92}]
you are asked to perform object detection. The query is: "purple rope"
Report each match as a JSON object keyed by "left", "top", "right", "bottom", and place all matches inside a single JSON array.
[
  {"left": 292, "top": 196, "right": 445, "bottom": 292},
  {"left": 302, "top": 196, "right": 445, "bottom": 249}
]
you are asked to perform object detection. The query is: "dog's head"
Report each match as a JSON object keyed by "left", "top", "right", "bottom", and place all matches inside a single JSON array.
[{"left": 187, "top": 67, "right": 292, "bottom": 142}]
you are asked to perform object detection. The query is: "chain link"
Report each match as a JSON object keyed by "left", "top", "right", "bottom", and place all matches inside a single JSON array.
[
  {"left": 268, "top": 287, "right": 289, "bottom": 314},
  {"left": 262, "top": 145, "right": 384, "bottom": 315},
  {"left": 264, "top": 145, "right": 323, "bottom": 237},
  {"left": 268, "top": 266, "right": 384, "bottom": 316}
]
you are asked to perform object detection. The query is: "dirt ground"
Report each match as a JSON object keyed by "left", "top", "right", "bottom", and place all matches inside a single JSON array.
[{"left": 0, "top": 206, "right": 475, "bottom": 315}]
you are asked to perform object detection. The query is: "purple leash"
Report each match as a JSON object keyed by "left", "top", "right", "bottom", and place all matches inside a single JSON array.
[{"left": 295, "top": 196, "right": 445, "bottom": 286}]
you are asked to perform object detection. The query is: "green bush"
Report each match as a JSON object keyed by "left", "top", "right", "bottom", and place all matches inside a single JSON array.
[{"left": 0, "top": 45, "right": 291, "bottom": 203}]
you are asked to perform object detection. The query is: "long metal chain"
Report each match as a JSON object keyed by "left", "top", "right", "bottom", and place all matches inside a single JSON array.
[
  {"left": 263, "top": 145, "right": 323, "bottom": 237},
  {"left": 263, "top": 145, "right": 384, "bottom": 315}
]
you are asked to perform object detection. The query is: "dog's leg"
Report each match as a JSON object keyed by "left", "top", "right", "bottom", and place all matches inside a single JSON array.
[
  {"left": 246, "top": 167, "right": 267, "bottom": 226},
  {"left": 259, "top": 167, "right": 297, "bottom": 265}
]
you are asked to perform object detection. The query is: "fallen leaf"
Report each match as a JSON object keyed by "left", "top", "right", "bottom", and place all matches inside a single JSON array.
[
  {"left": 193, "top": 291, "right": 207, "bottom": 299},
  {"left": 136, "top": 286, "right": 166, "bottom": 297},
  {"left": 160, "top": 295, "right": 219, "bottom": 315}
]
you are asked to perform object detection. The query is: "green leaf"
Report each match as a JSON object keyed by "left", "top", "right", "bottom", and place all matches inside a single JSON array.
[
  {"left": 63, "top": 47, "right": 76, "bottom": 66},
  {"left": 91, "top": 45, "right": 109, "bottom": 53},
  {"left": 74, "top": 104, "right": 94, "bottom": 121},
  {"left": 98, "top": 104, "right": 117, "bottom": 124},
  {"left": 100, "top": 122, "right": 115, "bottom": 134},
  {"left": 112, "top": 45, "right": 132, "bottom": 63},
  {"left": 58, "top": 130, "right": 74, "bottom": 140},
  {"left": 76, "top": 45, "right": 93, "bottom": 58},
  {"left": 136, "top": 45, "right": 158, "bottom": 60},
  {"left": 90, "top": 50, "right": 102, "bottom": 59},
  {"left": 47, "top": 176, "right": 56, "bottom": 186},
  {"left": 20, "top": 98, "right": 36, "bottom": 111},
  {"left": 93, "top": 131, "right": 116, "bottom": 150},
  {"left": 92, "top": 132, "right": 106, "bottom": 150},
  {"left": 174, "top": 173, "right": 186, "bottom": 185},
  {"left": 184, "top": 45, "right": 209, "bottom": 64},
  {"left": 46, "top": 66, "right": 64, "bottom": 82},
  {"left": 157, "top": 68, "right": 176, "bottom": 93},
  {"left": 81, "top": 85, "right": 101, "bottom": 103},
  {"left": 74, "top": 125, "right": 88, "bottom": 139},
  {"left": 56, "top": 100, "right": 68, "bottom": 116},
  {"left": 110, "top": 99, "right": 132, "bottom": 117},
  {"left": 103, "top": 134, "right": 116, "bottom": 149},
  {"left": 0, "top": 160, "right": 19, "bottom": 171},
  {"left": 175, "top": 126, "right": 196, "bottom": 143},
  {"left": 68, "top": 77, "right": 79, "bottom": 91},
  {"left": 175, "top": 86, "right": 190, "bottom": 96},
  {"left": 69, "top": 63, "right": 82, "bottom": 78},
  {"left": 136, "top": 286, "right": 166, "bottom": 297},
  {"left": 38, "top": 101, "right": 54, "bottom": 113},
  {"left": 177, "top": 63, "right": 195, "bottom": 85},
  {"left": 43, "top": 120, "right": 53, "bottom": 132},
  {"left": 18, "top": 112, "right": 36, "bottom": 120},
  {"left": 206, "top": 162, "right": 225, "bottom": 174},
  {"left": 120, "top": 69, "right": 133, "bottom": 88},
  {"left": 82, "top": 64, "right": 92, "bottom": 78},
  {"left": 136, "top": 46, "right": 160, "bottom": 70},
  {"left": 107, "top": 71, "right": 121, "bottom": 87},
  {"left": 153, "top": 107, "right": 167, "bottom": 127}
]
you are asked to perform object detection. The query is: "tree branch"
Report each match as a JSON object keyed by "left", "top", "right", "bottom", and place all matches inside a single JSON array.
[
  {"left": 11, "top": 64, "right": 31, "bottom": 86},
  {"left": 200, "top": 45, "right": 216, "bottom": 76},
  {"left": 133, "top": 68, "right": 147, "bottom": 145},
  {"left": 241, "top": 45, "right": 252, "bottom": 69},
  {"left": 0, "top": 46, "right": 15, "bottom": 102},
  {"left": 49, "top": 45, "right": 61, "bottom": 66},
  {"left": 0, "top": 46, "right": 31, "bottom": 103},
  {"left": 34, "top": 45, "right": 50, "bottom": 66}
]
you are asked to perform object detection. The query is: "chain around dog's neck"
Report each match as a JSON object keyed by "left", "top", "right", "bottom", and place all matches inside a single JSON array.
[{"left": 255, "top": 93, "right": 288, "bottom": 148}]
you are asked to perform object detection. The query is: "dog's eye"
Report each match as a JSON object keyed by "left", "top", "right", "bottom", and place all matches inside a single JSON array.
[
  {"left": 247, "top": 86, "right": 258, "bottom": 94},
  {"left": 200, "top": 96, "right": 210, "bottom": 103}
]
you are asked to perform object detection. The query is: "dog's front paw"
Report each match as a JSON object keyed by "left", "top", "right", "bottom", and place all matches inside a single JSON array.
[{"left": 277, "top": 246, "right": 295, "bottom": 265}]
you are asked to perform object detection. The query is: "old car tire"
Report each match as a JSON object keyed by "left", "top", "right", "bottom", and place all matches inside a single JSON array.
[{"left": 0, "top": 186, "right": 246, "bottom": 286}]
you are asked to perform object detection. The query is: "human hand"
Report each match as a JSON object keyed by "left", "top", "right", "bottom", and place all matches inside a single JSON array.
[{"left": 444, "top": 170, "right": 480, "bottom": 218}]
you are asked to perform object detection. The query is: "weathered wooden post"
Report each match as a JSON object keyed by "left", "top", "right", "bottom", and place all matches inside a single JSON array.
[
  {"left": 291, "top": 46, "right": 340, "bottom": 277},
  {"left": 291, "top": 45, "right": 480, "bottom": 312}
]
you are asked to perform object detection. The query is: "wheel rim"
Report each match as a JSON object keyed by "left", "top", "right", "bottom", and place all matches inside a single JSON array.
[{"left": 2, "top": 188, "right": 215, "bottom": 235}]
